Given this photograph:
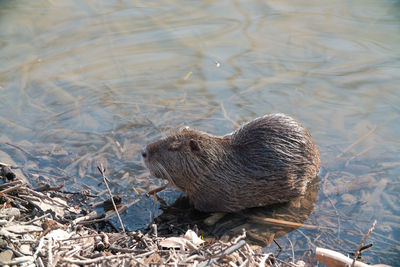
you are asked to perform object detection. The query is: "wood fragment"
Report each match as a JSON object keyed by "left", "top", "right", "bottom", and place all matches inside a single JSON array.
[
  {"left": 0, "top": 162, "right": 12, "bottom": 168},
  {"left": 22, "top": 213, "right": 52, "bottom": 225},
  {"left": 315, "top": 247, "right": 370, "bottom": 267},
  {"left": 33, "top": 182, "right": 64, "bottom": 192},
  {"left": 220, "top": 240, "right": 247, "bottom": 256},
  {"left": 146, "top": 183, "right": 168, "bottom": 196},
  {"left": 0, "top": 183, "right": 25, "bottom": 194},
  {"left": 233, "top": 229, "right": 246, "bottom": 244},
  {"left": 0, "top": 256, "right": 34, "bottom": 265},
  {"left": 0, "top": 180, "right": 23, "bottom": 190}
]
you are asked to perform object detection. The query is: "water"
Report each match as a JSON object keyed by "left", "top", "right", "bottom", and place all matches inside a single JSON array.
[{"left": 0, "top": 0, "right": 399, "bottom": 264}]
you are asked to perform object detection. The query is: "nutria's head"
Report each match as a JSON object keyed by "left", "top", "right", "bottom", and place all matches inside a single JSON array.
[{"left": 142, "top": 128, "right": 228, "bottom": 191}]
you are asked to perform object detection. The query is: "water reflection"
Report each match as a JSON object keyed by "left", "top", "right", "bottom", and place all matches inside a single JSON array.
[{"left": 0, "top": 0, "right": 399, "bottom": 264}]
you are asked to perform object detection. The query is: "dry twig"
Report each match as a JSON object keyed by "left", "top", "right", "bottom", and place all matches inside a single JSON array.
[
  {"left": 351, "top": 220, "right": 377, "bottom": 267},
  {"left": 97, "top": 164, "right": 126, "bottom": 235}
]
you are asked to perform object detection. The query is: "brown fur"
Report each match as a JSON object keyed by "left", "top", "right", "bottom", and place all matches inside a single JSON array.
[{"left": 142, "top": 114, "right": 320, "bottom": 212}]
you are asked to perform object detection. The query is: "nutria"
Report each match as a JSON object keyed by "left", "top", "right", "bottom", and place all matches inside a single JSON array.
[{"left": 142, "top": 113, "right": 320, "bottom": 213}]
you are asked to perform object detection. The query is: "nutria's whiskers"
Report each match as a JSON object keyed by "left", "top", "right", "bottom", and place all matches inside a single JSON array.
[{"left": 155, "top": 161, "right": 175, "bottom": 186}]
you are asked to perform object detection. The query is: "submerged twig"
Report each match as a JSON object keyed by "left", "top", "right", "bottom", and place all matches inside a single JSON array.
[
  {"left": 274, "top": 239, "right": 282, "bottom": 250},
  {"left": 336, "top": 126, "right": 376, "bottom": 158},
  {"left": 286, "top": 236, "right": 295, "bottom": 264},
  {"left": 322, "top": 172, "right": 341, "bottom": 239},
  {"left": 250, "top": 216, "right": 330, "bottom": 230}
]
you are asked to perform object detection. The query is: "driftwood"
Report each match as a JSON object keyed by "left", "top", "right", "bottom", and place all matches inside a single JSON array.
[{"left": 316, "top": 247, "right": 370, "bottom": 267}]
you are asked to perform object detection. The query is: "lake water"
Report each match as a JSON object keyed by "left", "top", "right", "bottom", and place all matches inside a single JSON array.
[{"left": 0, "top": 0, "right": 399, "bottom": 265}]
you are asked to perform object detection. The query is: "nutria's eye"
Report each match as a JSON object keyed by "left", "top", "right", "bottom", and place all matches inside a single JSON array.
[{"left": 189, "top": 139, "right": 200, "bottom": 151}]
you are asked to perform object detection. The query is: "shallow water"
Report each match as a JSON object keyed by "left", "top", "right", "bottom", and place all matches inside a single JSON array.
[{"left": 0, "top": 0, "right": 399, "bottom": 264}]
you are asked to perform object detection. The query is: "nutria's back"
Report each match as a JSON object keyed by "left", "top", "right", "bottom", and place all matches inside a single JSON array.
[{"left": 142, "top": 113, "right": 320, "bottom": 212}]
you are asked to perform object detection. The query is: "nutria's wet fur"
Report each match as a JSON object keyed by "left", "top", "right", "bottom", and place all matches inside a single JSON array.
[{"left": 142, "top": 114, "right": 320, "bottom": 213}]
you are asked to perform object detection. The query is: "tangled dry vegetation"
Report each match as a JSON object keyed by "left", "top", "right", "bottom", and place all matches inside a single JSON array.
[
  {"left": 0, "top": 162, "right": 297, "bottom": 267},
  {"left": 0, "top": 162, "right": 387, "bottom": 267}
]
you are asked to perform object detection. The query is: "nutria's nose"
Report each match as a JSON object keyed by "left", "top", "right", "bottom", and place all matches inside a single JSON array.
[{"left": 141, "top": 149, "right": 147, "bottom": 158}]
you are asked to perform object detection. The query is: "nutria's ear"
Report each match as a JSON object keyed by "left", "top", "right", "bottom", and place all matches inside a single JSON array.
[
  {"left": 189, "top": 139, "right": 200, "bottom": 151},
  {"left": 180, "top": 126, "right": 190, "bottom": 132}
]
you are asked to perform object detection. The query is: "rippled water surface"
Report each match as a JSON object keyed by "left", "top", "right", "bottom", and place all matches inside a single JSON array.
[{"left": 0, "top": 0, "right": 399, "bottom": 264}]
